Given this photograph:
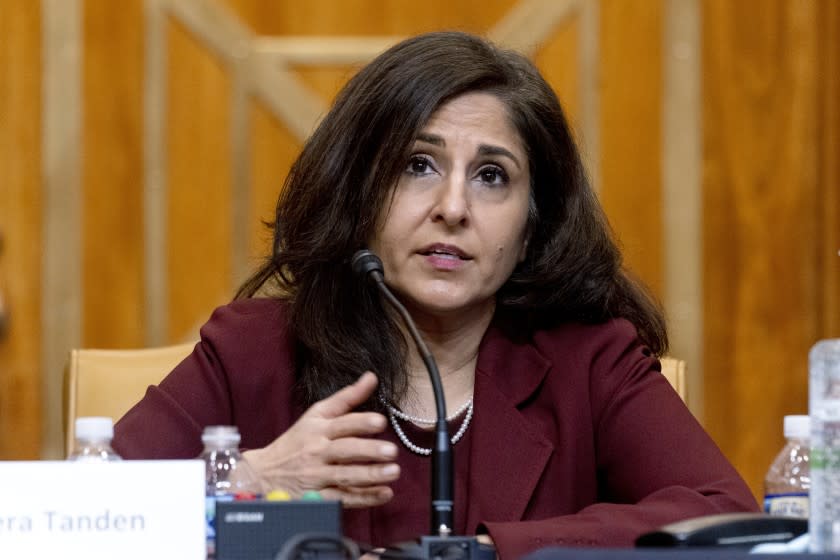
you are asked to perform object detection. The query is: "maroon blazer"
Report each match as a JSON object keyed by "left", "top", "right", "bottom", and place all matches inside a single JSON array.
[{"left": 113, "top": 299, "right": 757, "bottom": 559}]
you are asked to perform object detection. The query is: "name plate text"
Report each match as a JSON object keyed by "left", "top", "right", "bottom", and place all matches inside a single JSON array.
[{"left": 0, "top": 460, "right": 205, "bottom": 559}]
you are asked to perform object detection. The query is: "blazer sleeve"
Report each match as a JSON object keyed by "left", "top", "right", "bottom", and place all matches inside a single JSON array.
[
  {"left": 483, "top": 320, "right": 759, "bottom": 558},
  {"left": 112, "top": 299, "right": 296, "bottom": 459}
]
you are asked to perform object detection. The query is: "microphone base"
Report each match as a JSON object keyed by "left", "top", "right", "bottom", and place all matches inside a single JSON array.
[{"left": 379, "top": 535, "right": 495, "bottom": 560}]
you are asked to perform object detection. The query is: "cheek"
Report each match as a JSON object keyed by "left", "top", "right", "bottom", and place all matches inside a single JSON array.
[
  {"left": 375, "top": 194, "right": 424, "bottom": 244},
  {"left": 376, "top": 220, "right": 408, "bottom": 253},
  {"left": 501, "top": 211, "right": 531, "bottom": 265},
  {"left": 491, "top": 242, "right": 519, "bottom": 273},
  {"left": 370, "top": 209, "right": 402, "bottom": 252}
]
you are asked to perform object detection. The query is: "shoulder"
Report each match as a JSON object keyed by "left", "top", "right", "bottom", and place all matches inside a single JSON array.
[
  {"left": 198, "top": 298, "right": 293, "bottom": 362},
  {"left": 206, "top": 297, "right": 288, "bottom": 321},
  {"left": 530, "top": 319, "right": 660, "bottom": 410},
  {"left": 531, "top": 318, "right": 651, "bottom": 369},
  {"left": 482, "top": 318, "right": 650, "bottom": 378},
  {"left": 201, "top": 297, "right": 289, "bottom": 333},
  {"left": 479, "top": 318, "right": 656, "bottom": 406}
]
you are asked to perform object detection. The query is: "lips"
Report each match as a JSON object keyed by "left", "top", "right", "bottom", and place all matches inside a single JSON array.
[{"left": 418, "top": 243, "right": 472, "bottom": 260}]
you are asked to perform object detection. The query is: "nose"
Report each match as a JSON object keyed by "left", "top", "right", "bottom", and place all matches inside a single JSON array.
[{"left": 432, "top": 175, "right": 469, "bottom": 227}]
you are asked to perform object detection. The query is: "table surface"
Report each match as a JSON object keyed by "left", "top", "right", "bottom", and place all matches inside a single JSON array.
[{"left": 525, "top": 548, "right": 840, "bottom": 560}]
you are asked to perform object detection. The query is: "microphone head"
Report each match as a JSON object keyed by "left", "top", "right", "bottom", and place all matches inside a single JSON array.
[{"left": 351, "top": 250, "right": 385, "bottom": 279}]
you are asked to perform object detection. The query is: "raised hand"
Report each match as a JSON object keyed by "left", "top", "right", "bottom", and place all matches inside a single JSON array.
[{"left": 242, "top": 371, "right": 400, "bottom": 507}]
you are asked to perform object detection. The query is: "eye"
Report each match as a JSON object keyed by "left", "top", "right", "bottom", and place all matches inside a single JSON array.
[
  {"left": 476, "top": 164, "right": 509, "bottom": 186},
  {"left": 405, "top": 155, "right": 434, "bottom": 176}
]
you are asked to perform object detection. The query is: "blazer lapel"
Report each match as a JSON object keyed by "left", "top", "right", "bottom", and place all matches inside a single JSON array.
[{"left": 464, "top": 326, "right": 554, "bottom": 532}]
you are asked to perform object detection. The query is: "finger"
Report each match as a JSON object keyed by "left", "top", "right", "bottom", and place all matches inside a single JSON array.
[
  {"left": 323, "top": 438, "right": 398, "bottom": 464},
  {"left": 476, "top": 535, "right": 495, "bottom": 547},
  {"left": 320, "top": 485, "right": 394, "bottom": 508},
  {"left": 325, "top": 412, "right": 387, "bottom": 439},
  {"left": 310, "top": 371, "right": 379, "bottom": 418},
  {"left": 323, "top": 462, "right": 400, "bottom": 488}
]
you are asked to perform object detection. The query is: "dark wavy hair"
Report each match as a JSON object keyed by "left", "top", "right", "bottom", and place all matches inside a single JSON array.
[{"left": 237, "top": 31, "right": 668, "bottom": 408}]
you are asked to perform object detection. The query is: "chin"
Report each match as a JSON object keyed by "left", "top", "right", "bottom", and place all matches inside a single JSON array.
[{"left": 403, "top": 294, "right": 491, "bottom": 319}]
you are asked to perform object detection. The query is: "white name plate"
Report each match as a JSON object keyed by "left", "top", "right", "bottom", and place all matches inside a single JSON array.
[{"left": 0, "top": 460, "right": 205, "bottom": 560}]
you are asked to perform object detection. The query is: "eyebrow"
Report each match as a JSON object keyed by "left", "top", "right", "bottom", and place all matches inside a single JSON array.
[{"left": 415, "top": 133, "right": 522, "bottom": 170}]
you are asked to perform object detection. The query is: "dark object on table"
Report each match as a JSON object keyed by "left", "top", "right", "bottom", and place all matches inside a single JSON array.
[
  {"left": 216, "top": 500, "right": 341, "bottom": 559},
  {"left": 635, "top": 512, "right": 807, "bottom": 548}
]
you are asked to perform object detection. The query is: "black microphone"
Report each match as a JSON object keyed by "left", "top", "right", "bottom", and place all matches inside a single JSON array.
[
  {"left": 352, "top": 251, "right": 491, "bottom": 560},
  {"left": 351, "top": 249, "right": 454, "bottom": 537}
]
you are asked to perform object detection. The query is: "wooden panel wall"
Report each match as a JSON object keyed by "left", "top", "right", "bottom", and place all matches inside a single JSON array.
[
  {"left": 0, "top": 0, "right": 42, "bottom": 458},
  {"left": 2, "top": 0, "right": 838, "bottom": 501},
  {"left": 599, "top": 1, "right": 664, "bottom": 298},
  {"left": 703, "top": 0, "right": 840, "bottom": 497},
  {"left": 165, "top": 17, "right": 234, "bottom": 341},
  {"left": 819, "top": 1, "right": 840, "bottom": 339},
  {"left": 83, "top": 0, "right": 145, "bottom": 349},
  {"left": 231, "top": 1, "right": 513, "bottom": 35}
]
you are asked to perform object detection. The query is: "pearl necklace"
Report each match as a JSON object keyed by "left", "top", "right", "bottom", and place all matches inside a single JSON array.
[
  {"left": 388, "top": 396, "right": 473, "bottom": 425},
  {"left": 381, "top": 396, "right": 474, "bottom": 456}
]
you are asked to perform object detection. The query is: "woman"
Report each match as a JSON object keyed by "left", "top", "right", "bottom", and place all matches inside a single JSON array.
[{"left": 113, "top": 31, "right": 757, "bottom": 558}]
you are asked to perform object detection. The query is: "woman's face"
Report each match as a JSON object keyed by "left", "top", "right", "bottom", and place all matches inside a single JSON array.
[{"left": 369, "top": 92, "right": 531, "bottom": 320}]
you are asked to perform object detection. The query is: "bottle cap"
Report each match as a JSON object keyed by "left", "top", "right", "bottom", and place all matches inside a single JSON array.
[
  {"left": 810, "top": 339, "right": 840, "bottom": 361},
  {"left": 784, "top": 415, "right": 810, "bottom": 439},
  {"left": 75, "top": 417, "right": 114, "bottom": 441},
  {"left": 201, "top": 425, "right": 241, "bottom": 446}
]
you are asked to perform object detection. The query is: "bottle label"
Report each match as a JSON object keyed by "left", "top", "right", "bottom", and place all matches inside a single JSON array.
[{"left": 763, "top": 493, "right": 809, "bottom": 517}]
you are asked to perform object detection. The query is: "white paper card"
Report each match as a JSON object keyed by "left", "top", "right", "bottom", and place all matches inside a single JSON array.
[{"left": 0, "top": 460, "right": 205, "bottom": 560}]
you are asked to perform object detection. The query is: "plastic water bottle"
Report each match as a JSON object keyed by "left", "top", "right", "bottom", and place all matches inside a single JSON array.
[
  {"left": 67, "top": 417, "right": 122, "bottom": 461},
  {"left": 763, "top": 415, "right": 809, "bottom": 517},
  {"left": 809, "top": 339, "right": 840, "bottom": 552},
  {"left": 200, "top": 425, "right": 260, "bottom": 558}
]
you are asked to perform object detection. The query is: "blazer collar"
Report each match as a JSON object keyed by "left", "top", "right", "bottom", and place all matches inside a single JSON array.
[{"left": 464, "top": 325, "right": 554, "bottom": 531}]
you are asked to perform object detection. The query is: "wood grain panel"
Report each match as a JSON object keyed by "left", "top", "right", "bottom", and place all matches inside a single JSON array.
[
  {"left": 703, "top": 0, "right": 821, "bottom": 498},
  {"left": 598, "top": 0, "right": 664, "bottom": 300},
  {"left": 0, "top": 0, "right": 42, "bottom": 458},
  {"left": 166, "top": 18, "right": 233, "bottom": 342},
  {"left": 292, "top": 65, "right": 361, "bottom": 105},
  {"left": 228, "top": 0, "right": 515, "bottom": 35},
  {"left": 4, "top": 0, "right": 836, "bottom": 472},
  {"left": 249, "top": 101, "right": 299, "bottom": 264},
  {"left": 82, "top": 0, "right": 145, "bottom": 348},
  {"left": 41, "top": 0, "right": 84, "bottom": 459},
  {"left": 534, "top": 18, "right": 580, "bottom": 132},
  {"left": 819, "top": 0, "right": 840, "bottom": 338},
  {"left": 662, "top": 0, "right": 703, "bottom": 417}
]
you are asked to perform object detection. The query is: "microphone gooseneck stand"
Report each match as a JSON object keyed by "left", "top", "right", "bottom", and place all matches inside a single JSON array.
[{"left": 351, "top": 250, "right": 491, "bottom": 560}]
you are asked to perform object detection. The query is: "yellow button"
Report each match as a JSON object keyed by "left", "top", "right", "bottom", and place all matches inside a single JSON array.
[{"left": 266, "top": 489, "right": 291, "bottom": 501}]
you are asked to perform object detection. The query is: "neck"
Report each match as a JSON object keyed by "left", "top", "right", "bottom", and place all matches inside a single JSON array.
[{"left": 394, "top": 300, "right": 494, "bottom": 419}]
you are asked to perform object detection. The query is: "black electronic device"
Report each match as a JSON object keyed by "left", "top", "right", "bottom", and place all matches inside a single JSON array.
[
  {"left": 215, "top": 500, "right": 342, "bottom": 560},
  {"left": 635, "top": 512, "right": 808, "bottom": 548},
  {"left": 352, "top": 250, "right": 488, "bottom": 560}
]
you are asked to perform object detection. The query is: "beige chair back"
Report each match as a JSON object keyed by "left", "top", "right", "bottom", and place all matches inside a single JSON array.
[
  {"left": 63, "top": 342, "right": 195, "bottom": 457},
  {"left": 660, "top": 356, "right": 687, "bottom": 401}
]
